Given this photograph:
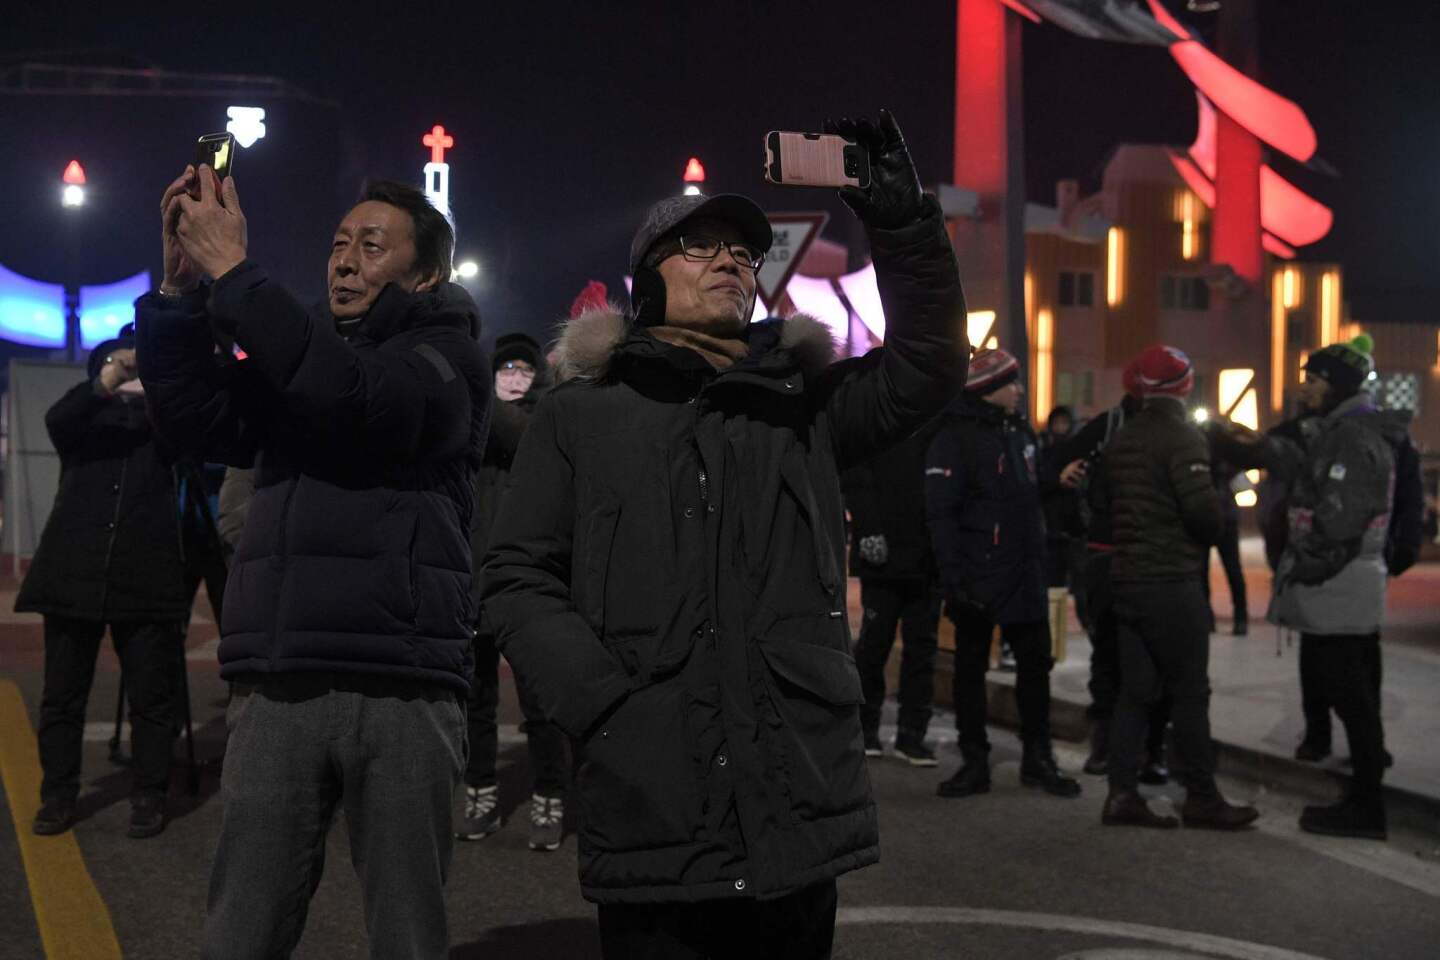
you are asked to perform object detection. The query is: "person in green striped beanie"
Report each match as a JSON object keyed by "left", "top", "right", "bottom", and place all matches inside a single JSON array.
[{"left": 1267, "top": 332, "right": 1417, "bottom": 840}]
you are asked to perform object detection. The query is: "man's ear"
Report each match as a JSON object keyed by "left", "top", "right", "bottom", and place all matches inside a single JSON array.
[{"left": 412, "top": 269, "right": 442, "bottom": 294}]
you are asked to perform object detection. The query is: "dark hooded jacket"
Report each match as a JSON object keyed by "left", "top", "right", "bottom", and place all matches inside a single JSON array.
[
  {"left": 480, "top": 200, "right": 963, "bottom": 904},
  {"left": 136, "top": 262, "right": 491, "bottom": 696},
  {"left": 925, "top": 393, "right": 1047, "bottom": 624},
  {"left": 15, "top": 349, "right": 189, "bottom": 622}
]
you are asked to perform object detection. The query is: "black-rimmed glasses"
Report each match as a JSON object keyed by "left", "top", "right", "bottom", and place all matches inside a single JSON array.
[{"left": 677, "top": 235, "right": 765, "bottom": 272}]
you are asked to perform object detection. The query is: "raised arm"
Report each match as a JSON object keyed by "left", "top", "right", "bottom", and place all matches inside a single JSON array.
[
  {"left": 206, "top": 266, "right": 481, "bottom": 463},
  {"left": 136, "top": 287, "right": 248, "bottom": 463},
  {"left": 812, "top": 112, "right": 965, "bottom": 470},
  {"left": 1169, "top": 427, "right": 1225, "bottom": 548}
]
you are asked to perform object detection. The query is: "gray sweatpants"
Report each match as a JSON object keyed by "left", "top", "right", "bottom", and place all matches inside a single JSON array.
[{"left": 202, "top": 673, "right": 466, "bottom": 960}]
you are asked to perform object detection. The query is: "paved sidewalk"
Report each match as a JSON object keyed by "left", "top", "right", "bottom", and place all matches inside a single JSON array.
[{"left": 1009, "top": 541, "right": 1440, "bottom": 814}]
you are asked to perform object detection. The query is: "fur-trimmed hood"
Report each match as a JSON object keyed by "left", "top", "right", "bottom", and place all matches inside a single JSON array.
[{"left": 551, "top": 305, "right": 837, "bottom": 383}]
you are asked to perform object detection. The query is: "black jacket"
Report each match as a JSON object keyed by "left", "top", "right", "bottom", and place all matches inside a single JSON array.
[
  {"left": 1102, "top": 397, "right": 1224, "bottom": 584},
  {"left": 15, "top": 379, "right": 189, "bottom": 622},
  {"left": 469, "top": 382, "right": 544, "bottom": 612},
  {"left": 137, "top": 265, "right": 491, "bottom": 696},
  {"left": 925, "top": 394, "right": 1047, "bottom": 624},
  {"left": 480, "top": 201, "right": 963, "bottom": 903},
  {"left": 842, "top": 420, "right": 940, "bottom": 583}
]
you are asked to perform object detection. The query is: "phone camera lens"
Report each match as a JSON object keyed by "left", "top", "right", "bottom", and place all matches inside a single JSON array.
[{"left": 844, "top": 157, "right": 858, "bottom": 176}]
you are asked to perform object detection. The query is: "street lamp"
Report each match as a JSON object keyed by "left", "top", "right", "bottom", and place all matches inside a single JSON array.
[
  {"left": 682, "top": 157, "right": 705, "bottom": 196},
  {"left": 455, "top": 259, "right": 479, "bottom": 280},
  {"left": 61, "top": 159, "right": 86, "bottom": 207},
  {"left": 59, "top": 160, "right": 89, "bottom": 360}
]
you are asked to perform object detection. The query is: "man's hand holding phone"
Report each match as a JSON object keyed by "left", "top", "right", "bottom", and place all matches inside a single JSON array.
[
  {"left": 168, "top": 164, "right": 248, "bottom": 286},
  {"left": 159, "top": 166, "right": 202, "bottom": 295},
  {"left": 821, "top": 110, "right": 924, "bottom": 230}
]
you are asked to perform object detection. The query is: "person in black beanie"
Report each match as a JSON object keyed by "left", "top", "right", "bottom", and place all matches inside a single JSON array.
[
  {"left": 457, "top": 331, "right": 570, "bottom": 852},
  {"left": 19, "top": 325, "right": 191, "bottom": 839},
  {"left": 927, "top": 349, "right": 1080, "bottom": 800},
  {"left": 1245, "top": 336, "right": 1417, "bottom": 839}
]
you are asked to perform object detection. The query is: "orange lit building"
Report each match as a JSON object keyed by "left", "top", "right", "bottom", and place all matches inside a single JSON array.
[{"left": 1000, "top": 144, "right": 1440, "bottom": 464}]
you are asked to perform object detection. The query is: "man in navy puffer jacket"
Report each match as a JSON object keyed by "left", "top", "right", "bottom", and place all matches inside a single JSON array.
[{"left": 138, "top": 169, "right": 489, "bottom": 959}]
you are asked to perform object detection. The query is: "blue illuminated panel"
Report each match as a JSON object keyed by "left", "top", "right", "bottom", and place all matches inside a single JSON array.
[
  {"left": 80, "top": 271, "right": 151, "bottom": 348},
  {"left": 0, "top": 263, "right": 67, "bottom": 348}
]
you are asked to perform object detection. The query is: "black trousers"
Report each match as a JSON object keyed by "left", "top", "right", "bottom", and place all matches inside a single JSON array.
[
  {"left": 183, "top": 524, "right": 228, "bottom": 624},
  {"left": 597, "top": 880, "right": 837, "bottom": 960},
  {"left": 1108, "top": 582, "right": 1216, "bottom": 795},
  {"left": 1084, "top": 554, "right": 1170, "bottom": 762},
  {"left": 38, "top": 616, "right": 180, "bottom": 803},
  {"left": 1301, "top": 633, "right": 1387, "bottom": 801},
  {"left": 1200, "top": 518, "right": 1247, "bottom": 624},
  {"left": 1299, "top": 634, "right": 1384, "bottom": 751},
  {"left": 466, "top": 631, "right": 568, "bottom": 797},
  {"left": 854, "top": 578, "right": 940, "bottom": 738},
  {"left": 949, "top": 605, "right": 1051, "bottom": 750}
]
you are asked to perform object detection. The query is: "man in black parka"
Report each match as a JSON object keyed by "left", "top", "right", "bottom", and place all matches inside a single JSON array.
[
  {"left": 138, "top": 170, "right": 489, "bottom": 959},
  {"left": 481, "top": 111, "right": 963, "bottom": 959},
  {"left": 19, "top": 327, "right": 191, "bottom": 839},
  {"left": 926, "top": 348, "right": 1081, "bottom": 801}
]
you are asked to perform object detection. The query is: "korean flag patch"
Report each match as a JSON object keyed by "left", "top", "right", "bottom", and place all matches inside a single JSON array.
[{"left": 1329, "top": 463, "right": 1347, "bottom": 481}]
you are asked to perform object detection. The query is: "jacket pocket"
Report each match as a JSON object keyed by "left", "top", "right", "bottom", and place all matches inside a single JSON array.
[
  {"left": 754, "top": 617, "right": 870, "bottom": 823},
  {"left": 574, "top": 681, "right": 704, "bottom": 855}
]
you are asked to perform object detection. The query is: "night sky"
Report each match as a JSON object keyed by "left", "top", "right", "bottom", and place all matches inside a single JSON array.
[{"left": 3, "top": 1, "right": 1437, "bottom": 347}]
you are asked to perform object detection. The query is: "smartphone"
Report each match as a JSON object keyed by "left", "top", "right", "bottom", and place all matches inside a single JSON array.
[
  {"left": 191, "top": 133, "right": 236, "bottom": 198},
  {"left": 764, "top": 131, "right": 870, "bottom": 189}
]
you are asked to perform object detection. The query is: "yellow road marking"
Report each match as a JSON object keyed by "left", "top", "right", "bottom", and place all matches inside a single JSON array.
[{"left": 0, "top": 680, "right": 123, "bottom": 959}]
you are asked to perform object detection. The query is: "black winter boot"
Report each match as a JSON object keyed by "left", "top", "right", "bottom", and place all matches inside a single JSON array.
[
  {"left": 1299, "top": 796, "right": 1387, "bottom": 840},
  {"left": 937, "top": 745, "right": 991, "bottom": 798},
  {"left": 1083, "top": 720, "right": 1109, "bottom": 776},
  {"left": 1021, "top": 741, "right": 1081, "bottom": 798},
  {"left": 1102, "top": 789, "right": 1178, "bottom": 829},
  {"left": 1181, "top": 791, "right": 1259, "bottom": 830}
]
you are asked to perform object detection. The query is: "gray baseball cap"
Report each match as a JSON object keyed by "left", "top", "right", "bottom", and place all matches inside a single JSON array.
[{"left": 628, "top": 193, "right": 773, "bottom": 275}]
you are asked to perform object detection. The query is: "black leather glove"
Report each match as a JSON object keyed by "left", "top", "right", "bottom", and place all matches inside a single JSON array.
[{"left": 823, "top": 109, "right": 925, "bottom": 230}]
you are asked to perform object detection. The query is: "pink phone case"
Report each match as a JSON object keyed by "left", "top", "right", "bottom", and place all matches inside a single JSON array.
[{"left": 764, "top": 132, "right": 870, "bottom": 188}]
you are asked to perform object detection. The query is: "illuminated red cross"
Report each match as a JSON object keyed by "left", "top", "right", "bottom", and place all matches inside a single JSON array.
[{"left": 422, "top": 124, "right": 454, "bottom": 164}]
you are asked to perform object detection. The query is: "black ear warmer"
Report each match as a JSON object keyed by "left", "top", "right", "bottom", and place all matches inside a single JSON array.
[{"left": 629, "top": 266, "right": 668, "bottom": 329}]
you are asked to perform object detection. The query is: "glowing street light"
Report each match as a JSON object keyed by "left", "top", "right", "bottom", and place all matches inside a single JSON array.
[
  {"left": 226, "top": 106, "right": 267, "bottom": 148},
  {"left": 682, "top": 156, "right": 705, "bottom": 196},
  {"left": 61, "top": 159, "right": 86, "bottom": 207},
  {"left": 455, "top": 260, "right": 480, "bottom": 280}
]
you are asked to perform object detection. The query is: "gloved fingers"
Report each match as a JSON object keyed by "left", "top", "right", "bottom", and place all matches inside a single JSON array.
[
  {"left": 878, "top": 108, "right": 906, "bottom": 151},
  {"left": 825, "top": 116, "right": 861, "bottom": 142},
  {"left": 837, "top": 185, "right": 870, "bottom": 217},
  {"left": 852, "top": 117, "right": 884, "bottom": 153}
]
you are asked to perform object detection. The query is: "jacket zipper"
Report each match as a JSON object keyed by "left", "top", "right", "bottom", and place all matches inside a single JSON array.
[{"left": 97, "top": 457, "right": 129, "bottom": 617}]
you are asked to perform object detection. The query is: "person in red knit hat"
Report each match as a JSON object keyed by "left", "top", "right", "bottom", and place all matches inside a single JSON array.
[{"left": 1097, "top": 345, "right": 1259, "bottom": 830}]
